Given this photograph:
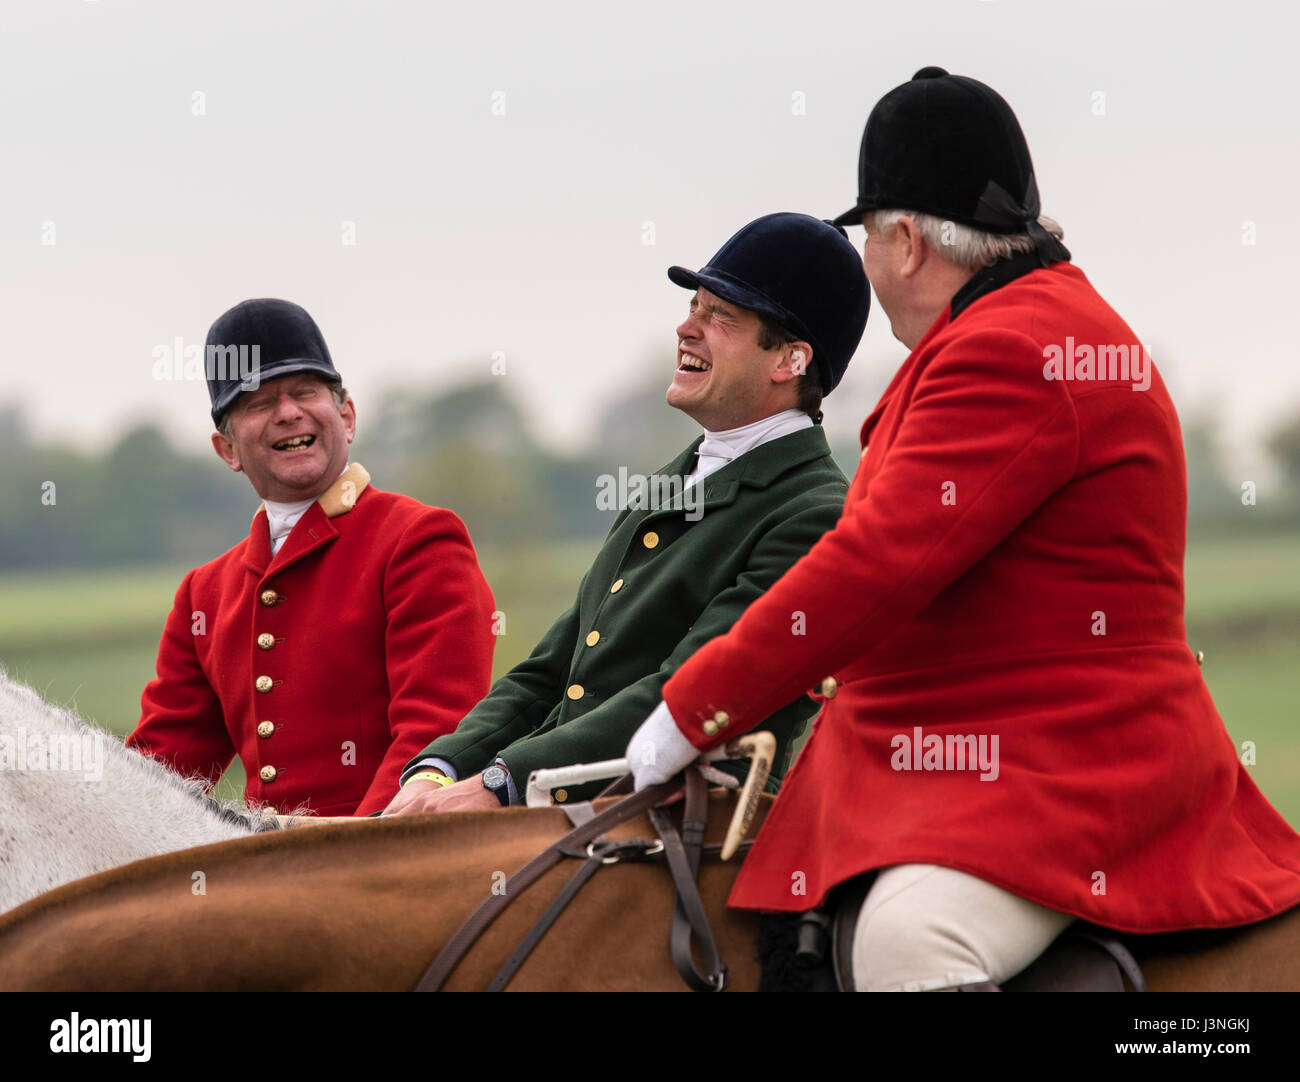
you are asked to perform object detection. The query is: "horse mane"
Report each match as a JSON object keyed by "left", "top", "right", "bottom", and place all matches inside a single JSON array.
[
  {"left": 0, "top": 800, "right": 578, "bottom": 934},
  {"left": 0, "top": 668, "right": 279, "bottom": 913}
]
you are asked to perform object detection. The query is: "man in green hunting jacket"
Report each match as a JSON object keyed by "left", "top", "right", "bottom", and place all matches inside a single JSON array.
[{"left": 382, "top": 212, "right": 869, "bottom": 814}]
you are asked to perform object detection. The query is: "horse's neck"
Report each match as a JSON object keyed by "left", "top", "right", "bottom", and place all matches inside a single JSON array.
[{"left": 0, "top": 670, "right": 255, "bottom": 913}]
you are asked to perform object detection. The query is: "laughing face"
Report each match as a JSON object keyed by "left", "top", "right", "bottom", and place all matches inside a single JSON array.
[
  {"left": 667, "top": 288, "right": 802, "bottom": 430},
  {"left": 210, "top": 372, "right": 355, "bottom": 502}
]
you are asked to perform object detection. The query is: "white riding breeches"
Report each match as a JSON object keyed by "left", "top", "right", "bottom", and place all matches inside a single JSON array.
[{"left": 851, "top": 863, "right": 1076, "bottom": 991}]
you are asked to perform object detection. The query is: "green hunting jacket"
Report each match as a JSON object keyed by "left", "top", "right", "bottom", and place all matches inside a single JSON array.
[{"left": 401, "top": 425, "right": 848, "bottom": 804}]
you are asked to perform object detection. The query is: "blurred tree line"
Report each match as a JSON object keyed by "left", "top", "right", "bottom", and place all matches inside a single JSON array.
[
  {"left": 0, "top": 370, "right": 692, "bottom": 569},
  {"left": 0, "top": 382, "right": 1297, "bottom": 571}
]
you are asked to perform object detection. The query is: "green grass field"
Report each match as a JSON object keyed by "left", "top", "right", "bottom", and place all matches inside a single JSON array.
[
  {"left": 0, "top": 543, "right": 599, "bottom": 805},
  {"left": 1183, "top": 532, "right": 1300, "bottom": 621},
  {"left": 1, "top": 534, "right": 1296, "bottom": 821}
]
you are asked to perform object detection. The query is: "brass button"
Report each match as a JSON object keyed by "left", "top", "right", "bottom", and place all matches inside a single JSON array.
[
  {"left": 642, "top": 531, "right": 659, "bottom": 549},
  {"left": 702, "top": 720, "right": 719, "bottom": 737},
  {"left": 554, "top": 789, "right": 568, "bottom": 804},
  {"left": 610, "top": 578, "right": 624, "bottom": 594},
  {"left": 585, "top": 630, "right": 600, "bottom": 647},
  {"left": 566, "top": 684, "right": 584, "bottom": 701},
  {"left": 259, "top": 765, "right": 278, "bottom": 783},
  {"left": 257, "top": 720, "right": 275, "bottom": 738},
  {"left": 260, "top": 589, "right": 279, "bottom": 607},
  {"left": 255, "top": 675, "right": 274, "bottom": 693},
  {"left": 257, "top": 633, "right": 275, "bottom": 650},
  {"left": 713, "top": 710, "right": 730, "bottom": 728},
  {"left": 1195, "top": 650, "right": 1205, "bottom": 667},
  {"left": 820, "top": 676, "right": 838, "bottom": 699}
]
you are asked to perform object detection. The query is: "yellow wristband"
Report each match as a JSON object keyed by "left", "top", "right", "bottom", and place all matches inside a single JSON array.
[{"left": 406, "top": 770, "right": 454, "bottom": 788}]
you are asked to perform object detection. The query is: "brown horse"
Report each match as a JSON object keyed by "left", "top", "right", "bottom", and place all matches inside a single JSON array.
[{"left": 0, "top": 786, "right": 1297, "bottom": 991}]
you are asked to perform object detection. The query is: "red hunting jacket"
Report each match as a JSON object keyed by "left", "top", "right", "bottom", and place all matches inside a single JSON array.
[
  {"left": 662, "top": 259, "right": 1300, "bottom": 932},
  {"left": 128, "top": 464, "right": 496, "bottom": 816}
]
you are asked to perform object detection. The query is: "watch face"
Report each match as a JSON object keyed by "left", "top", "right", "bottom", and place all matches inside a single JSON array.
[{"left": 482, "top": 766, "right": 507, "bottom": 790}]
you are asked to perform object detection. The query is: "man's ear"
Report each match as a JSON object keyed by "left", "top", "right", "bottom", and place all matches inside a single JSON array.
[
  {"left": 771, "top": 343, "right": 812, "bottom": 385},
  {"left": 897, "top": 215, "right": 928, "bottom": 278},
  {"left": 340, "top": 394, "right": 357, "bottom": 444},
  {"left": 211, "top": 430, "right": 243, "bottom": 473}
]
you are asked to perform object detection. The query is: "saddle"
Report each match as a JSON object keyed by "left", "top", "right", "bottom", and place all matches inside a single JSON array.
[
  {"left": 757, "top": 874, "right": 1149, "bottom": 992},
  {"left": 410, "top": 762, "right": 1153, "bottom": 993}
]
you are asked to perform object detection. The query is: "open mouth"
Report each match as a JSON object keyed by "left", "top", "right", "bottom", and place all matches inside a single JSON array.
[
  {"left": 677, "top": 351, "right": 712, "bottom": 373},
  {"left": 272, "top": 434, "right": 317, "bottom": 452}
]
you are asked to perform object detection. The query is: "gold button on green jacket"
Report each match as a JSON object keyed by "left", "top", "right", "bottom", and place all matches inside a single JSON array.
[{"left": 403, "top": 425, "right": 848, "bottom": 802}]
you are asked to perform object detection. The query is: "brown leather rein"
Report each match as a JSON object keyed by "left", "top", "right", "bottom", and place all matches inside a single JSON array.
[{"left": 413, "top": 767, "right": 748, "bottom": 992}]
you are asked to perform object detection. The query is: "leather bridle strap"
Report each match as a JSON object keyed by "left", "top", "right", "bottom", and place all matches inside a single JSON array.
[
  {"left": 650, "top": 769, "right": 727, "bottom": 991},
  {"left": 414, "top": 778, "right": 680, "bottom": 992},
  {"left": 1071, "top": 928, "right": 1148, "bottom": 993},
  {"left": 484, "top": 803, "right": 606, "bottom": 992},
  {"left": 485, "top": 849, "right": 605, "bottom": 991},
  {"left": 487, "top": 773, "right": 725, "bottom": 992}
]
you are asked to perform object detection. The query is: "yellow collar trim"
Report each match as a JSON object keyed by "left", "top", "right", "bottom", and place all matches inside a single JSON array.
[
  {"left": 253, "top": 462, "right": 371, "bottom": 523},
  {"left": 318, "top": 462, "right": 371, "bottom": 517}
]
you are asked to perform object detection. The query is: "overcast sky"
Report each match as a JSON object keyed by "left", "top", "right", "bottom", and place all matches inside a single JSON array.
[{"left": 2, "top": 0, "right": 1297, "bottom": 482}]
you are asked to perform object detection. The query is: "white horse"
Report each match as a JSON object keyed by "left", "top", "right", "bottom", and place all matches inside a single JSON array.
[{"left": 0, "top": 668, "right": 280, "bottom": 913}]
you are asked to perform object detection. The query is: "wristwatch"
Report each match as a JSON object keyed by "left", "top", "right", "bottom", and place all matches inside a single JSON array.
[{"left": 481, "top": 765, "right": 511, "bottom": 806}]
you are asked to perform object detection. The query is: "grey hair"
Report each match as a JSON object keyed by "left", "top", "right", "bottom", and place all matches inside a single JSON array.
[
  {"left": 869, "top": 209, "right": 1065, "bottom": 272},
  {"left": 217, "top": 381, "right": 349, "bottom": 440}
]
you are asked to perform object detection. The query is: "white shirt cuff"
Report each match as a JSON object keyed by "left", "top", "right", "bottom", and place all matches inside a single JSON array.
[{"left": 404, "top": 757, "right": 459, "bottom": 785}]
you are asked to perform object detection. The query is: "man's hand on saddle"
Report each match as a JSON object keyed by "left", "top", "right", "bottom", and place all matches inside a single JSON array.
[
  {"left": 381, "top": 773, "right": 499, "bottom": 816},
  {"left": 628, "top": 700, "right": 700, "bottom": 790}
]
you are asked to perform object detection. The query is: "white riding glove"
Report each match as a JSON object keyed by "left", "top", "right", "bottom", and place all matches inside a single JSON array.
[{"left": 627, "top": 700, "right": 699, "bottom": 790}]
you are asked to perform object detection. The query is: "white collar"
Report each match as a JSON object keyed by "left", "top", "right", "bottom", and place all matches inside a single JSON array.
[
  {"left": 262, "top": 494, "right": 318, "bottom": 520},
  {"left": 262, "top": 463, "right": 350, "bottom": 546},
  {"left": 697, "top": 408, "right": 812, "bottom": 462},
  {"left": 688, "top": 409, "right": 812, "bottom": 488}
]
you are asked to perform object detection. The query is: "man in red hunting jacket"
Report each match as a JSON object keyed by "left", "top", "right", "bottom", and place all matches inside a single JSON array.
[
  {"left": 128, "top": 299, "right": 495, "bottom": 817},
  {"left": 628, "top": 68, "right": 1300, "bottom": 991}
]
